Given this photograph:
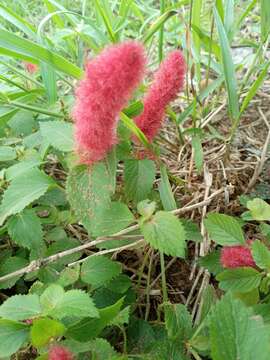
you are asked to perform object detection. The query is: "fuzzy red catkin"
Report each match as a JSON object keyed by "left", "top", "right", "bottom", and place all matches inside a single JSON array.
[
  {"left": 220, "top": 243, "right": 256, "bottom": 269},
  {"left": 48, "top": 345, "right": 74, "bottom": 360},
  {"left": 73, "top": 41, "right": 146, "bottom": 164},
  {"left": 134, "top": 50, "right": 186, "bottom": 142}
]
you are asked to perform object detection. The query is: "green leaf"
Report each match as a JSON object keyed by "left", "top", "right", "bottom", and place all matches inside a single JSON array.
[
  {"left": 261, "top": 0, "right": 270, "bottom": 42},
  {"left": 181, "top": 219, "right": 203, "bottom": 242},
  {"left": 0, "top": 256, "right": 28, "bottom": 289},
  {"left": 120, "top": 112, "right": 149, "bottom": 148},
  {"left": 124, "top": 159, "right": 156, "bottom": 203},
  {"left": 0, "top": 168, "right": 53, "bottom": 226},
  {"left": 109, "top": 306, "right": 130, "bottom": 326},
  {"left": 247, "top": 198, "right": 270, "bottom": 221},
  {"left": 217, "top": 267, "right": 262, "bottom": 293},
  {"left": 0, "top": 319, "right": 29, "bottom": 357},
  {"left": 0, "top": 29, "right": 82, "bottom": 79},
  {"left": 106, "top": 274, "right": 132, "bottom": 294},
  {"left": 81, "top": 256, "right": 122, "bottom": 289},
  {"left": 204, "top": 213, "right": 245, "bottom": 245},
  {"left": 66, "top": 164, "right": 113, "bottom": 235},
  {"left": 164, "top": 303, "right": 192, "bottom": 341},
  {"left": 140, "top": 211, "right": 186, "bottom": 258},
  {"left": 7, "top": 209, "right": 43, "bottom": 250},
  {"left": 191, "top": 135, "right": 203, "bottom": 173},
  {"left": 30, "top": 317, "right": 66, "bottom": 347},
  {"left": 142, "top": 10, "right": 177, "bottom": 44},
  {"left": 209, "top": 292, "right": 270, "bottom": 360},
  {"left": 213, "top": 7, "right": 239, "bottom": 120},
  {"left": 0, "top": 294, "right": 41, "bottom": 321},
  {"left": 91, "top": 202, "right": 134, "bottom": 237},
  {"left": 67, "top": 298, "right": 124, "bottom": 341},
  {"left": 251, "top": 240, "right": 270, "bottom": 270},
  {"left": 158, "top": 164, "right": 177, "bottom": 211},
  {"left": 40, "top": 121, "right": 74, "bottom": 152},
  {"left": 56, "top": 264, "right": 80, "bottom": 287},
  {"left": 0, "top": 146, "right": 16, "bottom": 161},
  {"left": 199, "top": 249, "right": 223, "bottom": 275}
]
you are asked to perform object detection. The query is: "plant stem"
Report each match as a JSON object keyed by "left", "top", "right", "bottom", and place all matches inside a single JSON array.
[{"left": 160, "top": 252, "right": 168, "bottom": 302}]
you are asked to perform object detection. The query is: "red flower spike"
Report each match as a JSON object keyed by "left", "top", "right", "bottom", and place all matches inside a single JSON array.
[
  {"left": 73, "top": 41, "right": 146, "bottom": 164},
  {"left": 220, "top": 243, "right": 256, "bottom": 269},
  {"left": 134, "top": 50, "right": 186, "bottom": 142},
  {"left": 48, "top": 345, "right": 74, "bottom": 360}
]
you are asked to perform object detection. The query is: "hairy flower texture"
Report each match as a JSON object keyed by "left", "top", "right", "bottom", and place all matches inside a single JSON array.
[
  {"left": 73, "top": 41, "right": 146, "bottom": 164},
  {"left": 220, "top": 243, "right": 256, "bottom": 269},
  {"left": 134, "top": 50, "right": 186, "bottom": 142},
  {"left": 23, "top": 62, "right": 38, "bottom": 74},
  {"left": 49, "top": 345, "right": 74, "bottom": 360}
]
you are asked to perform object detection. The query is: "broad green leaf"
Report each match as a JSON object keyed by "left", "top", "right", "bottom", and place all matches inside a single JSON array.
[
  {"left": 66, "top": 164, "right": 113, "bottom": 235},
  {"left": 247, "top": 198, "right": 270, "bottom": 221},
  {"left": 106, "top": 274, "right": 132, "bottom": 294},
  {"left": 0, "top": 256, "right": 28, "bottom": 289},
  {"left": 181, "top": 219, "right": 203, "bottom": 242},
  {"left": 214, "top": 7, "right": 239, "bottom": 120},
  {"left": 30, "top": 317, "right": 66, "bottom": 347},
  {"left": 204, "top": 213, "right": 245, "bottom": 245},
  {"left": 0, "top": 146, "right": 16, "bottom": 161},
  {"left": 199, "top": 249, "right": 223, "bottom": 275},
  {"left": 164, "top": 303, "right": 192, "bottom": 341},
  {"left": 0, "top": 168, "right": 53, "bottom": 226},
  {"left": 251, "top": 240, "right": 270, "bottom": 270},
  {"left": 140, "top": 211, "right": 186, "bottom": 257},
  {"left": 0, "top": 29, "right": 82, "bottom": 79},
  {"left": 0, "top": 319, "right": 29, "bottom": 357},
  {"left": 217, "top": 267, "right": 262, "bottom": 293},
  {"left": 209, "top": 293, "right": 270, "bottom": 360},
  {"left": 67, "top": 298, "right": 124, "bottom": 341},
  {"left": 56, "top": 264, "right": 80, "bottom": 287},
  {"left": 158, "top": 164, "right": 177, "bottom": 211},
  {"left": 39, "top": 121, "right": 74, "bottom": 152},
  {"left": 81, "top": 256, "right": 122, "bottom": 288},
  {"left": 124, "top": 159, "right": 156, "bottom": 203},
  {"left": 7, "top": 209, "right": 43, "bottom": 250},
  {"left": 0, "top": 294, "right": 41, "bottom": 321},
  {"left": 91, "top": 201, "right": 134, "bottom": 237}
]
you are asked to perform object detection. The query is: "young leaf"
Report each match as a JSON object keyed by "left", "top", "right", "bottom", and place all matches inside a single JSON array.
[
  {"left": 124, "top": 159, "right": 156, "bottom": 203},
  {"left": 40, "top": 121, "right": 74, "bottom": 152},
  {"left": 30, "top": 318, "right": 66, "bottom": 347},
  {"left": 0, "top": 294, "right": 41, "bottom": 321},
  {"left": 81, "top": 256, "right": 122, "bottom": 288},
  {"left": 247, "top": 198, "right": 270, "bottom": 221},
  {"left": 0, "top": 169, "right": 53, "bottom": 226},
  {"left": 7, "top": 209, "right": 43, "bottom": 250},
  {"left": 140, "top": 211, "right": 186, "bottom": 258},
  {"left": 0, "top": 319, "right": 29, "bottom": 357},
  {"left": 251, "top": 240, "right": 270, "bottom": 270},
  {"left": 204, "top": 213, "right": 245, "bottom": 245},
  {"left": 209, "top": 293, "right": 270, "bottom": 360},
  {"left": 217, "top": 267, "right": 262, "bottom": 293}
]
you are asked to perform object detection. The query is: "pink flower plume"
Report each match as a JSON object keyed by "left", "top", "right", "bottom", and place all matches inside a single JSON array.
[
  {"left": 49, "top": 345, "right": 74, "bottom": 360},
  {"left": 220, "top": 242, "right": 256, "bottom": 269},
  {"left": 73, "top": 41, "right": 146, "bottom": 164},
  {"left": 134, "top": 50, "right": 186, "bottom": 142}
]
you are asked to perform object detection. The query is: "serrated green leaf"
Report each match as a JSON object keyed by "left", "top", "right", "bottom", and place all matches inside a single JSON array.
[
  {"left": 124, "top": 159, "right": 156, "bottom": 203},
  {"left": 66, "top": 164, "right": 113, "bottom": 235},
  {"left": 81, "top": 256, "right": 122, "bottom": 288},
  {"left": 217, "top": 267, "right": 262, "bottom": 293},
  {"left": 199, "top": 249, "right": 223, "bottom": 275},
  {"left": 0, "top": 294, "right": 41, "bottom": 321},
  {"left": 5, "top": 158, "right": 41, "bottom": 181},
  {"left": 140, "top": 211, "right": 186, "bottom": 258},
  {"left": 181, "top": 219, "right": 203, "bottom": 242},
  {"left": 106, "top": 274, "right": 131, "bottom": 294},
  {"left": 7, "top": 209, "right": 43, "bottom": 250},
  {"left": 204, "top": 213, "right": 245, "bottom": 245},
  {"left": 0, "top": 319, "right": 29, "bottom": 357},
  {"left": 247, "top": 198, "right": 270, "bottom": 221},
  {"left": 30, "top": 317, "right": 66, "bottom": 347},
  {"left": 0, "top": 256, "right": 28, "bottom": 289},
  {"left": 109, "top": 306, "right": 130, "bottom": 326},
  {"left": 40, "top": 121, "right": 74, "bottom": 152},
  {"left": 56, "top": 264, "right": 80, "bottom": 287},
  {"left": 209, "top": 292, "right": 270, "bottom": 360},
  {"left": 251, "top": 240, "right": 270, "bottom": 270},
  {"left": 0, "top": 168, "right": 53, "bottom": 226},
  {"left": 164, "top": 303, "right": 192, "bottom": 341}
]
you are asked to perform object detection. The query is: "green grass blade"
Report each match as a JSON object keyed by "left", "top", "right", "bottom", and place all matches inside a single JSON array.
[
  {"left": 93, "top": 0, "right": 116, "bottom": 43},
  {"left": 215, "top": 0, "right": 224, "bottom": 22},
  {"left": 214, "top": 7, "right": 239, "bottom": 121},
  {"left": 191, "top": 0, "right": 202, "bottom": 81},
  {"left": 119, "top": 112, "right": 150, "bottom": 148},
  {"left": 192, "top": 24, "right": 221, "bottom": 60},
  {"left": 3, "top": 100, "right": 64, "bottom": 118},
  {"left": 0, "top": 4, "right": 36, "bottom": 38},
  {"left": 142, "top": 10, "right": 177, "bottom": 44},
  {"left": 240, "top": 61, "right": 270, "bottom": 115},
  {"left": 158, "top": 0, "right": 166, "bottom": 62},
  {"left": 261, "top": 0, "right": 270, "bottom": 42},
  {"left": 0, "top": 29, "right": 82, "bottom": 79},
  {"left": 224, "top": 0, "right": 234, "bottom": 41},
  {"left": 237, "top": 0, "right": 258, "bottom": 30}
]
